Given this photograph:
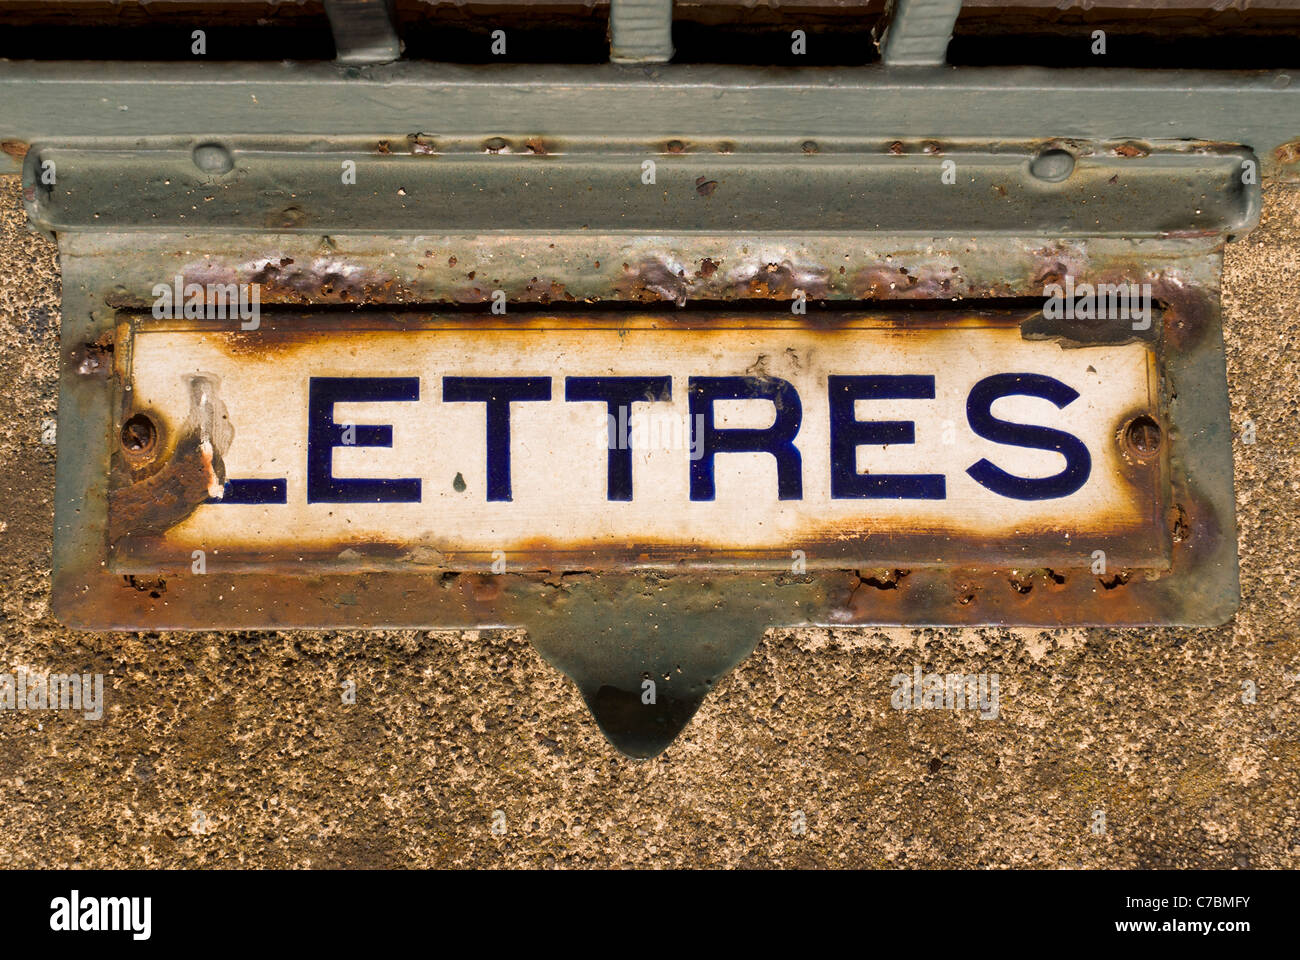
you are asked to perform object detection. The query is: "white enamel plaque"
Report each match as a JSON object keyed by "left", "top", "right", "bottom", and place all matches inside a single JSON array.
[{"left": 114, "top": 314, "right": 1164, "bottom": 570}]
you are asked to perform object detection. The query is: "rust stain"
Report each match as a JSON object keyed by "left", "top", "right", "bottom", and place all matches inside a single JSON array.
[
  {"left": 233, "top": 257, "right": 406, "bottom": 305},
  {"left": 858, "top": 568, "right": 909, "bottom": 590},
  {"left": 108, "top": 432, "right": 222, "bottom": 545},
  {"left": 123, "top": 574, "right": 166, "bottom": 598},
  {"left": 57, "top": 554, "right": 1199, "bottom": 633},
  {"left": 616, "top": 259, "right": 691, "bottom": 305},
  {"left": 1031, "top": 242, "right": 1089, "bottom": 291},
  {"left": 1154, "top": 275, "right": 1215, "bottom": 352},
  {"left": 84, "top": 232, "right": 1223, "bottom": 316},
  {"left": 407, "top": 134, "right": 436, "bottom": 155},
  {"left": 219, "top": 327, "right": 311, "bottom": 357},
  {"left": 109, "top": 374, "right": 234, "bottom": 544},
  {"left": 727, "top": 260, "right": 829, "bottom": 300},
  {"left": 1, "top": 139, "right": 29, "bottom": 161},
  {"left": 1008, "top": 568, "right": 1067, "bottom": 594},
  {"left": 1113, "top": 142, "right": 1151, "bottom": 159},
  {"left": 68, "top": 332, "right": 114, "bottom": 378},
  {"left": 850, "top": 263, "right": 954, "bottom": 300}
]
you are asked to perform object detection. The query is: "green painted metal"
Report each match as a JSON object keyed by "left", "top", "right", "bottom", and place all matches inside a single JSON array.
[
  {"left": 1, "top": 63, "right": 1298, "bottom": 177},
  {"left": 46, "top": 227, "right": 1240, "bottom": 755},
  {"left": 878, "top": 0, "right": 963, "bottom": 65},
  {"left": 22, "top": 139, "right": 1260, "bottom": 238},
  {"left": 610, "top": 0, "right": 675, "bottom": 63},
  {"left": 323, "top": 0, "right": 403, "bottom": 64}
]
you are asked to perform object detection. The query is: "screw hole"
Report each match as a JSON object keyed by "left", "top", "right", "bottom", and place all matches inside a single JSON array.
[
  {"left": 121, "top": 413, "right": 158, "bottom": 456},
  {"left": 1123, "top": 414, "right": 1162, "bottom": 458}
]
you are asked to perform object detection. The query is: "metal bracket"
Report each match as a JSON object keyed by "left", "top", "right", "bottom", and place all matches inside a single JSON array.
[
  {"left": 878, "top": 0, "right": 964, "bottom": 66},
  {"left": 323, "top": 0, "right": 403, "bottom": 64},
  {"left": 610, "top": 0, "right": 675, "bottom": 64}
]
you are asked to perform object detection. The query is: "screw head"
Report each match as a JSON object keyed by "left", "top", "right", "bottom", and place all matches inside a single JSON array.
[
  {"left": 1123, "top": 414, "right": 1162, "bottom": 458},
  {"left": 1029, "top": 148, "right": 1075, "bottom": 183},
  {"left": 192, "top": 142, "right": 233, "bottom": 175}
]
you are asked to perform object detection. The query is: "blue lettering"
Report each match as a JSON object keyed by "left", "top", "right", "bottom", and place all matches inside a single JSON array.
[
  {"left": 443, "top": 376, "right": 552, "bottom": 501},
  {"left": 828, "top": 375, "right": 945, "bottom": 499},
  {"left": 965, "top": 373, "right": 1091, "bottom": 500},
  {"left": 688, "top": 376, "right": 802, "bottom": 501},
  {"left": 306, "top": 377, "right": 421, "bottom": 503},
  {"left": 565, "top": 376, "right": 671, "bottom": 501}
]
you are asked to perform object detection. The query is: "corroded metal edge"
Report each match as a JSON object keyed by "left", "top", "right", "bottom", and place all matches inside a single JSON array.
[{"left": 51, "top": 231, "right": 1238, "bottom": 634}]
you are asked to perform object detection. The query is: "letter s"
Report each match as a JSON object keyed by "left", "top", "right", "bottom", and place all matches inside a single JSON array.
[{"left": 965, "top": 373, "right": 1091, "bottom": 500}]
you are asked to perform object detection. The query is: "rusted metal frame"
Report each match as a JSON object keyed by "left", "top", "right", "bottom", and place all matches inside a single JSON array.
[
  {"left": 1, "top": 63, "right": 1298, "bottom": 178},
  {"left": 52, "top": 231, "right": 1236, "bottom": 625},
  {"left": 21, "top": 139, "right": 1259, "bottom": 239},
  {"left": 609, "top": 0, "right": 675, "bottom": 63},
  {"left": 323, "top": 0, "right": 403, "bottom": 63},
  {"left": 49, "top": 230, "right": 1237, "bottom": 755},
  {"left": 877, "top": 0, "right": 963, "bottom": 65},
  {"left": 48, "top": 229, "right": 1218, "bottom": 306}
]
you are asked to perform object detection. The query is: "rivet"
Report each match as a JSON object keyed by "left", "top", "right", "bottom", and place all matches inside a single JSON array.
[
  {"left": 1029, "top": 148, "right": 1075, "bottom": 183},
  {"left": 192, "top": 142, "right": 233, "bottom": 175},
  {"left": 1123, "top": 415, "right": 1162, "bottom": 458}
]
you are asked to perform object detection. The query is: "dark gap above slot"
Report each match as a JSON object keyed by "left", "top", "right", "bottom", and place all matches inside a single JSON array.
[
  {"left": 0, "top": 1, "right": 1293, "bottom": 66},
  {"left": 951, "top": 6, "right": 1300, "bottom": 67},
  {"left": 670, "top": 21, "right": 881, "bottom": 65},
  {"left": 0, "top": 25, "right": 336, "bottom": 60},
  {"left": 398, "top": 13, "right": 610, "bottom": 63},
  {"left": 182, "top": 296, "right": 1059, "bottom": 315},
  {"left": 948, "top": 29, "right": 1300, "bottom": 68}
]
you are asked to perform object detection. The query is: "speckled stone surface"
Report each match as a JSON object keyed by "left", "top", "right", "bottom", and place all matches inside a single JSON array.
[{"left": 0, "top": 177, "right": 1295, "bottom": 869}]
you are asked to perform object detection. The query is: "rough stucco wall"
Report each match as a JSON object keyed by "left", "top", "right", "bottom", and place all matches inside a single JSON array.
[{"left": 0, "top": 175, "right": 1295, "bottom": 869}]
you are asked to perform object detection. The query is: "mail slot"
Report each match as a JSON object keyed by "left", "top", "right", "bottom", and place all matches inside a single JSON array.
[{"left": 106, "top": 310, "right": 1167, "bottom": 578}]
